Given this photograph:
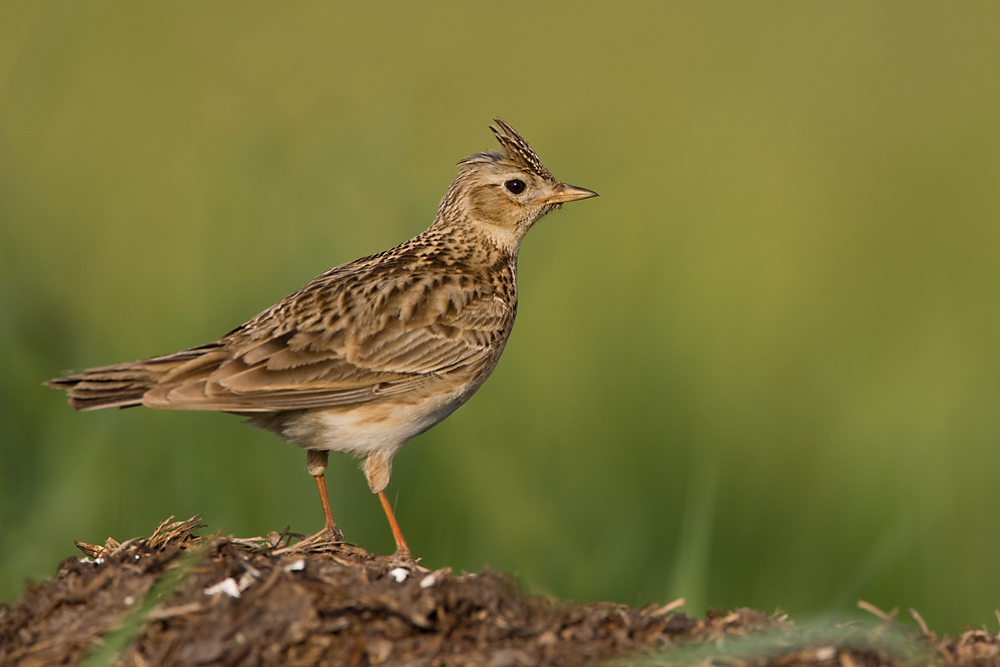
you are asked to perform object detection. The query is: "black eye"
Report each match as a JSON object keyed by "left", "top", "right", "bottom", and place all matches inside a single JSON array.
[{"left": 504, "top": 179, "right": 526, "bottom": 194}]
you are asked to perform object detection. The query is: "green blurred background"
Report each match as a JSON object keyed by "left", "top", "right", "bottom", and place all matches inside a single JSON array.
[{"left": 2, "top": 2, "right": 999, "bottom": 633}]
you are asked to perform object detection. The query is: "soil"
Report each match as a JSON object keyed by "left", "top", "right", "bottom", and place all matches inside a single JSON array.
[{"left": 1, "top": 517, "right": 997, "bottom": 667}]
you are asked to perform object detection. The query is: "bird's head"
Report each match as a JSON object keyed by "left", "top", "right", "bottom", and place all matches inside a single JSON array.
[{"left": 436, "top": 119, "right": 597, "bottom": 251}]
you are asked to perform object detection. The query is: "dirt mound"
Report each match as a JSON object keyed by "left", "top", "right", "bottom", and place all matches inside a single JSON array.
[{"left": 1, "top": 517, "right": 997, "bottom": 667}]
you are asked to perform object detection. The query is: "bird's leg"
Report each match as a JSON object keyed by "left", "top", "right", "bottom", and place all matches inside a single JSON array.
[
  {"left": 378, "top": 491, "right": 411, "bottom": 557},
  {"left": 307, "top": 450, "right": 343, "bottom": 541},
  {"left": 364, "top": 452, "right": 411, "bottom": 558}
]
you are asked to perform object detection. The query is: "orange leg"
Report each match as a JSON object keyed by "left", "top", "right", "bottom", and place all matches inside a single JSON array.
[
  {"left": 313, "top": 474, "right": 342, "bottom": 539},
  {"left": 378, "top": 491, "right": 411, "bottom": 556}
]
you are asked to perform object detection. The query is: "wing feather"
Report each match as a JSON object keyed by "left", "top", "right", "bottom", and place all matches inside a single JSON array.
[
  {"left": 142, "top": 278, "right": 514, "bottom": 412},
  {"left": 52, "top": 248, "right": 517, "bottom": 414}
]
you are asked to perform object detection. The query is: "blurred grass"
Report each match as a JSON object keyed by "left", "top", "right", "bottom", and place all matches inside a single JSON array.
[
  {"left": 622, "top": 612, "right": 941, "bottom": 667},
  {"left": 2, "top": 1, "right": 999, "bottom": 634}
]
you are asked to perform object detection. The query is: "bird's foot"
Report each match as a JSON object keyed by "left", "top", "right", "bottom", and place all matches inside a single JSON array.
[
  {"left": 312, "top": 526, "right": 345, "bottom": 546},
  {"left": 384, "top": 548, "right": 426, "bottom": 570},
  {"left": 323, "top": 521, "right": 345, "bottom": 543},
  {"left": 393, "top": 547, "right": 414, "bottom": 562},
  {"left": 290, "top": 523, "right": 344, "bottom": 551}
]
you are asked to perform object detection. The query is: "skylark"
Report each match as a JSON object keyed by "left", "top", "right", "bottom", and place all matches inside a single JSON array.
[{"left": 47, "top": 120, "right": 597, "bottom": 556}]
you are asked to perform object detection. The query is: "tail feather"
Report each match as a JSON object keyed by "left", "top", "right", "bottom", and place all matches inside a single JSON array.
[{"left": 45, "top": 344, "right": 225, "bottom": 411}]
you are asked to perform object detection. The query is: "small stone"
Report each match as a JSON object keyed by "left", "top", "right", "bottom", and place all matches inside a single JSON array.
[
  {"left": 204, "top": 578, "right": 241, "bottom": 598},
  {"left": 284, "top": 559, "right": 306, "bottom": 572}
]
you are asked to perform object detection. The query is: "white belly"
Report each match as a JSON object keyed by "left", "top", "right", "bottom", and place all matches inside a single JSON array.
[{"left": 272, "top": 381, "right": 482, "bottom": 458}]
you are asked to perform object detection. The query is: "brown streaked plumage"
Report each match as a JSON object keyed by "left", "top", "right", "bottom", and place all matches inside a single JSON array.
[{"left": 46, "top": 119, "right": 597, "bottom": 556}]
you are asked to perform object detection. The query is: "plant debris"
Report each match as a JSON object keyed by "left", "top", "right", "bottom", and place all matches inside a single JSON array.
[{"left": 1, "top": 517, "right": 998, "bottom": 667}]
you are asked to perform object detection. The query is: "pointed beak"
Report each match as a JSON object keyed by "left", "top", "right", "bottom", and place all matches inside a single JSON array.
[{"left": 537, "top": 183, "right": 599, "bottom": 206}]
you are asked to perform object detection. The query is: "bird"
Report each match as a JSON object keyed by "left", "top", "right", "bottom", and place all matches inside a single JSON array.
[{"left": 46, "top": 119, "right": 597, "bottom": 557}]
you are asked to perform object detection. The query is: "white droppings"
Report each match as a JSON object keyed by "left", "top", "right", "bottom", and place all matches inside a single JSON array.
[
  {"left": 284, "top": 559, "right": 305, "bottom": 572},
  {"left": 237, "top": 572, "right": 257, "bottom": 592},
  {"left": 123, "top": 596, "right": 135, "bottom": 606},
  {"left": 204, "top": 578, "right": 241, "bottom": 598},
  {"left": 389, "top": 567, "right": 409, "bottom": 582},
  {"left": 816, "top": 647, "right": 836, "bottom": 661},
  {"left": 419, "top": 573, "right": 438, "bottom": 589}
]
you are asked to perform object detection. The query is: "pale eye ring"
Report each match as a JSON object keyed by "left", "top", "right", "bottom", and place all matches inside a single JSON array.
[{"left": 504, "top": 179, "right": 526, "bottom": 194}]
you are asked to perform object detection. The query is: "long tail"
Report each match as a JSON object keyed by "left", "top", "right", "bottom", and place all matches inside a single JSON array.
[{"left": 45, "top": 343, "right": 226, "bottom": 411}]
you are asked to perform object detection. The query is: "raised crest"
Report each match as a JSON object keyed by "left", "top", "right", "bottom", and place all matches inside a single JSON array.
[{"left": 490, "top": 118, "right": 554, "bottom": 180}]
